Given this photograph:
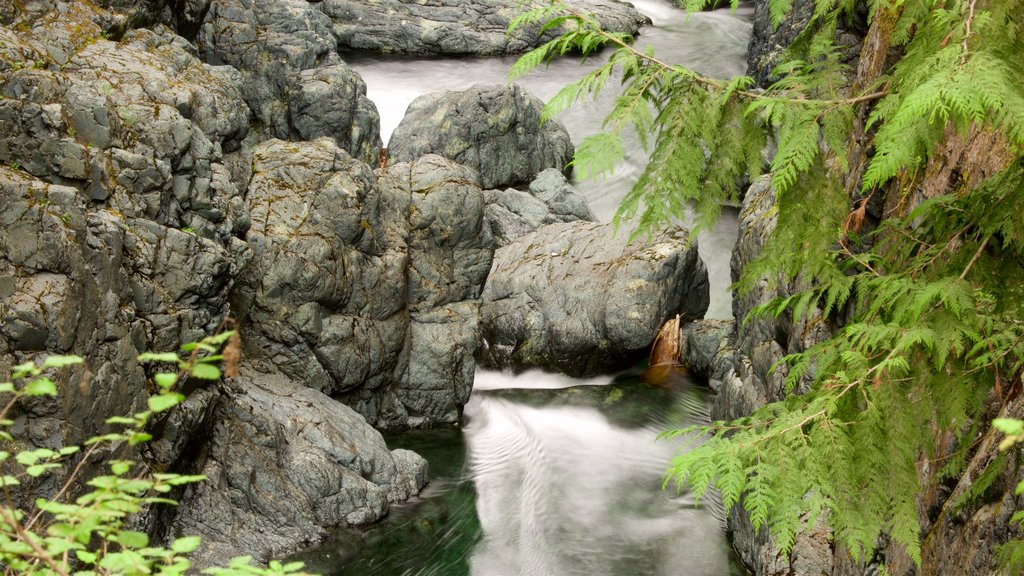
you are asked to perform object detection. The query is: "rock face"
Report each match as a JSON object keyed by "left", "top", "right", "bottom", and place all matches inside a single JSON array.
[
  {"left": 374, "top": 155, "right": 493, "bottom": 428},
  {"left": 479, "top": 221, "right": 709, "bottom": 376},
  {"left": 171, "top": 366, "right": 428, "bottom": 567},
  {"left": 485, "top": 168, "right": 596, "bottom": 246},
  {"left": 0, "top": 5, "right": 411, "bottom": 569},
  {"left": 389, "top": 84, "right": 574, "bottom": 190},
  {"left": 196, "top": 0, "right": 381, "bottom": 162},
  {"left": 236, "top": 137, "right": 409, "bottom": 399},
  {"left": 320, "top": 0, "right": 650, "bottom": 55}
]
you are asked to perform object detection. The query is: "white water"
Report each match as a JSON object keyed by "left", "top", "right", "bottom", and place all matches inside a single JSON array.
[
  {"left": 464, "top": 378, "right": 727, "bottom": 576},
  {"left": 347, "top": 1, "right": 753, "bottom": 320}
]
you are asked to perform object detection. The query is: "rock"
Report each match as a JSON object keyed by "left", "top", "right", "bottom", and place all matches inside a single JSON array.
[
  {"left": 196, "top": 0, "right": 382, "bottom": 160},
  {"left": 342, "top": 155, "right": 493, "bottom": 428},
  {"left": 289, "top": 64, "right": 382, "bottom": 165},
  {"left": 485, "top": 168, "right": 595, "bottom": 246},
  {"left": 712, "top": 174, "right": 837, "bottom": 574},
  {"left": 479, "top": 220, "right": 709, "bottom": 376},
  {"left": 0, "top": 23, "right": 251, "bottom": 239},
  {"left": 679, "top": 319, "right": 735, "bottom": 392},
  {"left": 170, "top": 365, "right": 428, "bottom": 568},
  {"left": 197, "top": 0, "right": 335, "bottom": 137},
  {"left": 237, "top": 138, "right": 408, "bottom": 403},
  {"left": 746, "top": 0, "right": 865, "bottom": 87},
  {"left": 319, "top": 0, "right": 650, "bottom": 55},
  {"left": 389, "top": 84, "right": 574, "bottom": 190}
]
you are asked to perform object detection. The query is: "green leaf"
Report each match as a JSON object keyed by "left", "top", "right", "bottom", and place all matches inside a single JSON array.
[
  {"left": 154, "top": 372, "right": 179, "bottom": 390},
  {"left": 189, "top": 363, "right": 221, "bottom": 381},
  {"left": 115, "top": 530, "right": 150, "bottom": 548},
  {"left": 110, "top": 460, "right": 133, "bottom": 475},
  {"left": 43, "top": 355, "right": 83, "bottom": 368},
  {"left": 23, "top": 377, "right": 57, "bottom": 397},
  {"left": 203, "top": 331, "right": 236, "bottom": 345},
  {"left": 76, "top": 550, "right": 98, "bottom": 564},
  {"left": 171, "top": 536, "right": 202, "bottom": 553},
  {"left": 26, "top": 463, "right": 60, "bottom": 477},
  {"left": 993, "top": 418, "right": 1024, "bottom": 437},
  {"left": 129, "top": 432, "right": 153, "bottom": 445},
  {"left": 148, "top": 393, "right": 184, "bottom": 413},
  {"left": 138, "top": 352, "right": 182, "bottom": 363}
]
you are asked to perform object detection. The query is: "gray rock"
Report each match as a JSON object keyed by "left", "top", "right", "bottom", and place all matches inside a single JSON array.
[
  {"left": 389, "top": 84, "right": 574, "bottom": 190},
  {"left": 746, "top": 0, "right": 814, "bottom": 87},
  {"left": 479, "top": 220, "right": 709, "bottom": 376},
  {"left": 289, "top": 64, "right": 382, "bottom": 165},
  {"left": 319, "top": 0, "right": 650, "bottom": 55},
  {"left": 679, "top": 318, "right": 735, "bottom": 391},
  {"left": 196, "top": 0, "right": 382, "bottom": 160},
  {"left": 171, "top": 365, "right": 428, "bottom": 568},
  {"left": 197, "top": 0, "right": 336, "bottom": 137},
  {"left": 237, "top": 138, "right": 408, "bottom": 402},
  {"left": 0, "top": 22, "right": 251, "bottom": 238},
  {"left": 713, "top": 174, "right": 836, "bottom": 573},
  {"left": 485, "top": 168, "right": 595, "bottom": 246},
  {"left": 746, "top": 0, "right": 864, "bottom": 88},
  {"left": 342, "top": 155, "right": 493, "bottom": 428}
]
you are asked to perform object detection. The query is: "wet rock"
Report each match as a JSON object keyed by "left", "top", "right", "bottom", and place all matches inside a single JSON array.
[
  {"left": 389, "top": 84, "right": 574, "bottom": 190},
  {"left": 171, "top": 365, "right": 428, "bottom": 568},
  {"left": 679, "top": 319, "right": 735, "bottom": 392},
  {"left": 485, "top": 168, "right": 595, "bottom": 246},
  {"left": 237, "top": 138, "right": 408, "bottom": 401},
  {"left": 320, "top": 0, "right": 649, "bottom": 55},
  {"left": 479, "top": 220, "right": 709, "bottom": 376}
]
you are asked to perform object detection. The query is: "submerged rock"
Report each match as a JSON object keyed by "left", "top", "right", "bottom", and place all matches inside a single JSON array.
[
  {"left": 320, "top": 0, "right": 650, "bottom": 55},
  {"left": 389, "top": 84, "right": 574, "bottom": 190},
  {"left": 171, "top": 365, "right": 428, "bottom": 568},
  {"left": 479, "top": 220, "right": 709, "bottom": 376}
]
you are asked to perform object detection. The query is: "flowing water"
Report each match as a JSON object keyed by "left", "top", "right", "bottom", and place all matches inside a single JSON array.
[
  {"left": 292, "top": 3, "right": 755, "bottom": 574},
  {"left": 291, "top": 369, "right": 745, "bottom": 576}
]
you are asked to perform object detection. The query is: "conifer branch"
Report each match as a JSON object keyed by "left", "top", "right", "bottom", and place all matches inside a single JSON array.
[
  {"left": 959, "top": 234, "right": 989, "bottom": 280},
  {"left": 960, "top": 0, "right": 977, "bottom": 67}
]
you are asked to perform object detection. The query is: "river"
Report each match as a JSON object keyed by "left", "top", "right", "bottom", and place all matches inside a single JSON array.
[{"left": 289, "top": 2, "right": 754, "bottom": 574}]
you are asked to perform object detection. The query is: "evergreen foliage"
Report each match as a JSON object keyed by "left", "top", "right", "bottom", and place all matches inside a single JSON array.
[{"left": 511, "top": 0, "right": 1024, "bottom": 570}]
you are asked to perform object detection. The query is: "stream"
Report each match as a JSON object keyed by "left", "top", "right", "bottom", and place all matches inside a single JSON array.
[{"left": 290, "top": 2, "right": 754, "bottom": 574}]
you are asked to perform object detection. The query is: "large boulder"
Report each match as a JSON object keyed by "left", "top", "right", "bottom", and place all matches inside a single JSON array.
[
  {"left": 485, "top": 167, "right": 595, "bottom": 247},
  {"left": 319, "top": 0, "right": 650, "bottom": 55},
  {"left": 389, "top": 84, "right": 574, "bottom": 190},
  {"left": 341, "top": 155, "right": 494, "bottom": 428},
  {"left": 289, "top": 64, "right": 382, "bottom": 165},
  {"left": 236, "top": 138, "right": 408, "bottom": 403},
  {"left": 478, "top": 220, "right": 709, "bottom": 376},
  {"left": 170, "top": 365, "right": 428, "bottom": 568}
]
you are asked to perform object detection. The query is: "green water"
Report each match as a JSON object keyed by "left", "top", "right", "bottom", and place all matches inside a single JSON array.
[{"left": 289, "top": 369, "right": 748, "bottom": 576}]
